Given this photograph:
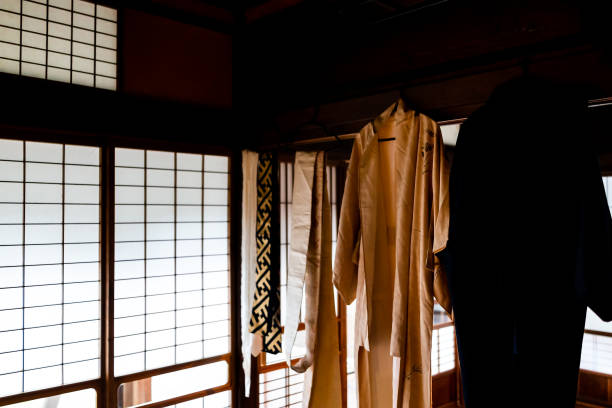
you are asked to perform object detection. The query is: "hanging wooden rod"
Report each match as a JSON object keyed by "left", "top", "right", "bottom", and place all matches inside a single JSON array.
[
  {"left": 273, "top": 117, "right": 467, "bottom": 148},
  {"left": 270, "top": 96, "right": 611, "bottom": 148}
]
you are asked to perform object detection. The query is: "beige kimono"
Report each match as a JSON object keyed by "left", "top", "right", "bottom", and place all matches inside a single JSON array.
[{"left": 333, "top": 100, "right": 452, "bottom": 408}]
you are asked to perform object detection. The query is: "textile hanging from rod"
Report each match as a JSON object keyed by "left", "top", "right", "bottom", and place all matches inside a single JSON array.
[
  {"left": 284, "top": 151, "right": 343, "bottom": 407},
  {"left": 240, "top": 150, "right": 259, "bottom": 397},
  {"left": 249, "top": 152, "right": 282, "bottom": 354},
  {"left": 334, "top": 99, "right": 452, "bottom": 408}
]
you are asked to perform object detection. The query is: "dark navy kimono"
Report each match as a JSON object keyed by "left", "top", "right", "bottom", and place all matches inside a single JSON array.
[{"left": 440, "top": 77, "right": 612, "bottom": 408}]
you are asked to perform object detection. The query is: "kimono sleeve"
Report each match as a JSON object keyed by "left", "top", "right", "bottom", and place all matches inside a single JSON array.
[
  {"left": 333, "top": 139, "right": 362, "bottom": 305},
  {"left": 430, "top": 126, "right": 452, "bottom": 315}
]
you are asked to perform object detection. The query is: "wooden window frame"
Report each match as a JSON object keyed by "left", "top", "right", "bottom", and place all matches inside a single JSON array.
[{"left": 0, "top": 127, "right": 239, "bottom": 408}]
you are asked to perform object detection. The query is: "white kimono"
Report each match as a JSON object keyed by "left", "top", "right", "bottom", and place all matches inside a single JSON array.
[{"left": 334, "top": 100, "right": 452, "bottom": 408}]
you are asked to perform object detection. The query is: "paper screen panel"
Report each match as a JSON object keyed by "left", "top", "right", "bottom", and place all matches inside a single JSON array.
[
  {"left": 114, "top": 149, "right": 231, "bottom": 376},
  {"left": 0, "top": 0, "right": 117, "bottom": 89},
  {"left": 0, "top": 139, "right": 101, "bottom": 397}
]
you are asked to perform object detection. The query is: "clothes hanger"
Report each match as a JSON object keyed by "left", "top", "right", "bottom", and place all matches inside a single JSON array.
[{"left": 375, "top": 98, "right": 400, "bottom": 143}]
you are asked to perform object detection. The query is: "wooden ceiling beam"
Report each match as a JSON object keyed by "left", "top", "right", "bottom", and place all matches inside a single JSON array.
[{"left": 245, "top": 0, "right": 307, "bottom": 23}]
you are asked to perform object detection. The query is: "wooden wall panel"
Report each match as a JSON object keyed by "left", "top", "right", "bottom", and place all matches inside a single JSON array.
[
  {"left": 121, "top": 9, "right": 232, "bottom": 108},
  {"left": 432, "top": 371, "right": 458, "bottom": 408},
  {"left": 578, "top": 371, "right": 612, "bottom": 407}
]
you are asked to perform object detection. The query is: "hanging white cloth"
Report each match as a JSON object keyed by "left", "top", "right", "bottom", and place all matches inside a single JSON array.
[
  {"left": 240, "top": 150, "right": 259, "bottom": 397},
  {"left": 285, "top": 151, "right": 342, "bottom": 407},
  {"left": 283, "top": 151, "right": 317, "bottom": 368}
]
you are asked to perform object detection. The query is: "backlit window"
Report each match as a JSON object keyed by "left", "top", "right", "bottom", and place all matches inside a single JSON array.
[
  {"left": 0, "top": 139, "right": 101, "bottom": 397},
  {"left": 0, "top": 0, "right": 117, "bottom": 90},
  {"left": 114, "top": 149, "right": 231, "bottom": 376}
]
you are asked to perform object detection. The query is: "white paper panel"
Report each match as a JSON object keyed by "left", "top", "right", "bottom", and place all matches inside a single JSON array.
[
  {"left": 114, "top": 149, "right": 231, "bottom": 376},
  {"left": 65, "top": 204, "right": 99, "bottom": 223},
  {"left": 114, "top": 260, "right": 144, "bottom": 280},
  {"left": 204, "top": 222, "right": 228, "bottom": 239},
  {"left": 63, "top": 262, "right": 99, "bottom": 283},
  {"left": 0, "top": 10, "right": 21, "bottom": 29},
  {"left": 49, "top": 21, "right": 71, "bottom": 39},
  {"left": 147, "top": 151, "right": 174, "bottom": 169},
  {"left": 0, "top": 139, "right": 23, "bottom": 160},
  {"left": 0, "top": 330, "right": 23, "bottom": 354},
  {"left": 146, "top": 293, "right": 174, "bottom": 312},
  {"left": 115, "top": 223, "right": 145, "bottom": 242},
  {"left": 48, "top": 6, "right": 71, "bottom": 24},
  {"left": 22, "top": 31, "right": 46, "bottom": 50},
  {"left": 0, "top": 0, "right": 21, "bottom": 13},
  {"left": 22, "top": 1, "right": 46, "bottom": 18},
  {"left": 96, "top": 32, "right": 116, "bottom": 49},
  {"left": 26, "top": 162, "right": 62, "bottom": 182},
  {"left": 96, "top": 4, "right": 117, "bottom": 21},
  {"left": 0, "top": 355, "right": 23, "bottom": 377},
  {"left": 0, "top": 182, "right": 23, "bottom": 202},
  {"left": 65, "top": 145, "right": 99, "bottom": 165},
  {"left": 114, "top": 334, "right": 144, "bottom": 356},
  {"left": 0, "top": 141, "right": 102, "bottom": 397},
  {"left": 72, "top": 55, "right": 94, "bottom": 73},
  {"left": 146, "top": 230, "right": 176, "bottom": 248},
  {"left": 26, "top": 142, "right": 62, "bottom": 163},
  {"left": 116, "top": 148, "right": 144, "bottom": 167},
  {"left": 0, "top": 26, "right": 21, "bottom": 44},
  {"left": 0, "top": 57, "right": 19, "bottom": 74},
  {"left": 96, "top": 18, "right": 116, "bottom": 35},
  {"left": 96, "top": 47, "right": 117, "bottom": 63},
  {"left": 73, "top": 0, "right": 94, "bottom": 14},
  {"left": 65, "top": 185, "right": 99, "bottom": 204},
  {"left": 95, "top": 59, "right": 115, "bottom": 77},
  {"left": 115, "top": 205, "right": 144, "bottom": 223},
  {"left": 49, "top": 0, "right": 71, "bottom": 9},
  {"left": 65, "top": 164, "right": 99, "bottom": 184},
  {"left": 47, "top": 66, "right": 70, "bottom": 82},
  {"left": 73, "top": 41, "right": 94, "bottom": 58},
  {"left": 204, "top": 172, "right": 228, "bottom": 189},
  {"left": 0, "top": 267, "right": 22, "bottom": 288},
  {"left": 95, "top": 74, "right": 116, "bottom": 91},
  {"left": 204, "top": 156, "right": 229, "bottom": 172},
  {"left": 176, "top": 222, "right": 201, "bottom": 240},
  {"left": 23, "top": 366, "right": 62, "bottom": 391},
  {"left": 24, "top": 305, "right": 62, "bottom": 328},
  {"left": 72, "top": 12, "right": 94, "bottom": 29},
  {"left": 25, "top": 224, "right": 62, "bottom": 244},
  {"left": 0, "top": 41, "right": 20, "bottom": 59},
  {"left": 22, "top": 16, "right": 46, "bottom": 34},
  {"left": 203, "top": 189, "right": 228, "bottom": 205},
  {"left": 147, "top": 169, "right": 174, "bottom": 187},
  {"left": 115, "top": 298, "right": 144, "bottom": 319},
  {"left": 72, "top": 27, "right": 93, "bottom": 44},
  {"left": 48, "top": 51, "right": 70, "bottom": 69},
  {"left": 203, "top": 206, "right": 227, "bottom": 222},
  {"left": 114, "top": 354, "right": 144, "bottom": 377}
]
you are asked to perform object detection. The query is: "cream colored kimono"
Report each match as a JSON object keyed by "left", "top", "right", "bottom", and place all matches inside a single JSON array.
[{"left": 333, "top": 100, "right": 452, "bottom": 408}]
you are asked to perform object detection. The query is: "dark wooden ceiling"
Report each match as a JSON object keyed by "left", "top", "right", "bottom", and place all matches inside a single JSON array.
[
  {"left": 103, "top": 0, "right": 454, "bottom": 28},
  {"left": 232, "top": 0, "right": 612, "bottom": 150},
  {"left": 94, "top": 0, "right": 612, "bottom": 152}
]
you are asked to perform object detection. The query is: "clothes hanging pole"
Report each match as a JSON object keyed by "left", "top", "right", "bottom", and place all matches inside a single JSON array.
[
  {"left": 268, "top": 96, "right": 611, "bottom": 149},
  {"left": 271, "top": 116, "right": 467, "bottom": 148}
]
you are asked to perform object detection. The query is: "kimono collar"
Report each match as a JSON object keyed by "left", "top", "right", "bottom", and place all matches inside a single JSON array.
[{"left": 360, "top": 98, "right": 415, "bottom": 152}]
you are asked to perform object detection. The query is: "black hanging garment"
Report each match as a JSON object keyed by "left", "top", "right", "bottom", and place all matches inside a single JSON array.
[
  {"left": 439, "top": 78, "right": 612, "bottom": 408},
  {"left": 249, "top": 152, "right": 282, "bottom": 354}
]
